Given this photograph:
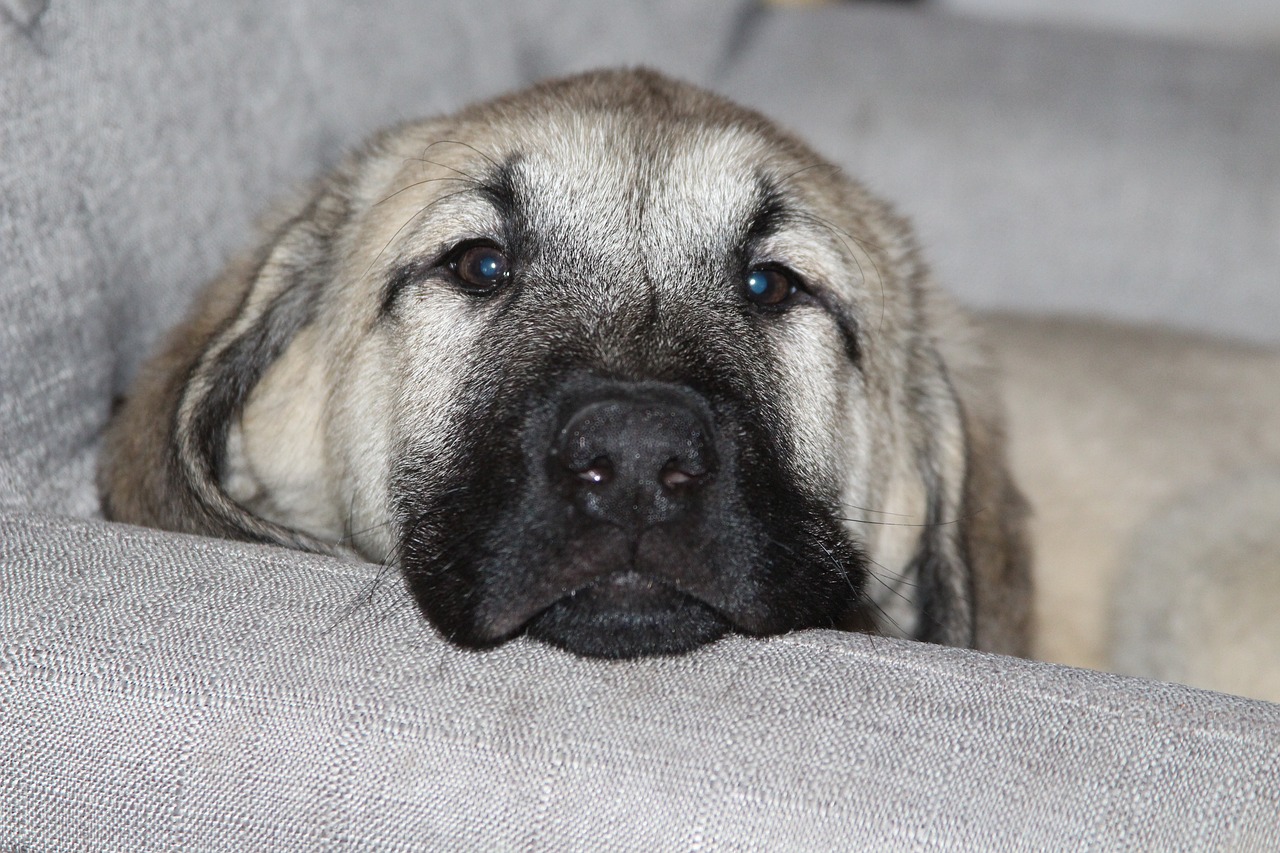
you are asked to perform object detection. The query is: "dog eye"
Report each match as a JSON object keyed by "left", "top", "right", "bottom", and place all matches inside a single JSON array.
[
  {"left": 743, "top": 267, "right": 797, "bottom": 307},
  {"left": 447, "top": 242, "right": 511, "bottom": 293}
]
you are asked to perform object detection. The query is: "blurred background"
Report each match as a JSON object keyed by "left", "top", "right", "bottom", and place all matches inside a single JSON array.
[
  {"left": 778, "top": 0, "right": 1280, "bottom": 46},
  {"left": 719, "top": 0, "right": 1280, "bottom": 350}
]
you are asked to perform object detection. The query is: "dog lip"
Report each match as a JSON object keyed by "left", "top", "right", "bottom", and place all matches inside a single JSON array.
[
  {"left": 577, "top": 569, "right": 667, "bottom": 607},
  {"left": 472, "top": 570, "right": 667, "bottom": 640},
  {"left": 472, "top": 568, "right": 748, "bottom": 643}
]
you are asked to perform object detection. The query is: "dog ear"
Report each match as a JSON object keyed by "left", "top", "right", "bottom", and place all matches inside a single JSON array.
[
  {"left": 98, "top": 187, "right": 351, "bottom": 552},
  {"left": 904, "top": 306, "right": 1034, "bottom": 656},
  {"left": 955, "top": 363, "right": 1034, "bottom": 657}
]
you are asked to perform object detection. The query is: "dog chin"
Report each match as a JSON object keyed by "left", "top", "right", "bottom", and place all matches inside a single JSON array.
[{"left": 522, "top": 572, "right": 732, "bottom": 658}]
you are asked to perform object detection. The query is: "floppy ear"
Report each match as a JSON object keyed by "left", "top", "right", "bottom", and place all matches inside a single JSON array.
[
  {"left": 98, "top": 187, "right": 351, "bottom": 553},
  {"left": 954, "top": 361, "right": 1034, "bottom": 657},
  {"left": 904, "top": 307, "right": 1034, "bottom": 656}
]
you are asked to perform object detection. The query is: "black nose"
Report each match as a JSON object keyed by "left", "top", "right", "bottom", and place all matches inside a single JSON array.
[{"left": 552, "top": 388, "right": 717, "bottom": 531}]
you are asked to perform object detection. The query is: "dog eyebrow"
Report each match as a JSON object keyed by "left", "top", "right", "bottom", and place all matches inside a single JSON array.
[
  {"left": 744, "top": 175, "right": 790, "bottom": 246},
  {"left": 473, "top": 155, "right": 522, "bottom": 222}
]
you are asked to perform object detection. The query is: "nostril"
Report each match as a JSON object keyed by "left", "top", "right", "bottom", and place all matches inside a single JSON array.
[
  {"left": 574, "top": 457, "right": 613, "bottom": 486},
  {"left": 659, "top": 460, "right": 708, "bottom": 491}
]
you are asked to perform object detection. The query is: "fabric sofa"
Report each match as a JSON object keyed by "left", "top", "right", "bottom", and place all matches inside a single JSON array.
[{"left": 3, "top": 1, "right": 1278, "bottom": 847}]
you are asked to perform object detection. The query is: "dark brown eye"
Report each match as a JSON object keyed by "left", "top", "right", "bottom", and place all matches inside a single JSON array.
[
  {"left": 744, "top": 267, "right": 796, "bottom": 307},
  {"left": 448, "top": 243, "right": 511, "bottom": 293}
]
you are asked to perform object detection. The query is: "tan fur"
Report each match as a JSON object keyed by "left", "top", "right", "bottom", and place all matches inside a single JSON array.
[
  {"left": 937, "top": 305, "right": 1034, "bottom": 656},
  {"left": 99, "top": 253, "right": 258, "bottom": 535},
  {"left": 99, "top": 69, "right": 1033, "bottom": 656},
  {"left": 987, "top": 313, "right": 1280, "bottom": 697}
]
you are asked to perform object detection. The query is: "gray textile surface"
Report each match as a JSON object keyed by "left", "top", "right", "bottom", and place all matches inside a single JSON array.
[
  {"left": 4, "top": 0, "right": 1280, "bottom": 848},
  {"left": 4, "top": 512, "right": 1279, "bottom": 849}
]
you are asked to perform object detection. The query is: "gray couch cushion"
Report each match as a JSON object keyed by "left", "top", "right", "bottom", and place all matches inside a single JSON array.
[{"left": 4, "top": 512, "right": 1279, "bottom": 849}]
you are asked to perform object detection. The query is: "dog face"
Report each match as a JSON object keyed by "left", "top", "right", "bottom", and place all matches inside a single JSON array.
[{"left": 100, "top": 70, "right": 1032, "bottom": 658}]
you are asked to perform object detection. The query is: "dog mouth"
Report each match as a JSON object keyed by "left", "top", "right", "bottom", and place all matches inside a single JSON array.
[
  {"left": 402, "top": 496, "right": 862, "bottom": 658},
  {"left": 520, "top": 570, "right": 734, "bottom": 658},
  {"left": 398, "top": 378, "right": 866, "bottom": 658},
  {"left": 467, "top": 527, "right": 754, "bottom": 657}
]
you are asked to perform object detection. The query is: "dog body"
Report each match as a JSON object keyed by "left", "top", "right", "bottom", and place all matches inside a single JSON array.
[
  {"left": 985, "top": 314, "right": 1280, "bottom": 701},
  {"left": 99, "top": 70, "right": 1031, "bottom": 658}
]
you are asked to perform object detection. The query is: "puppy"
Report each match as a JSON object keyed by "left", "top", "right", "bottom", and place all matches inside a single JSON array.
[{"left": 99, "top": 69, "right": 1032, "bottom": 659}]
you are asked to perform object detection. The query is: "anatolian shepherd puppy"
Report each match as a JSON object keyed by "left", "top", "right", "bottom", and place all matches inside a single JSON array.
[{"left": 99, "top": 69, "right": 1032, "bottom": 659}]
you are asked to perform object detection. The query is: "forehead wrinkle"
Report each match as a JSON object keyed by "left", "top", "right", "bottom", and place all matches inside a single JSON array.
[
  {"left": 648, "top": 128, "right": 762, "bottom": 251},
  {"left": 503, "top": 117, "right": 661, "bottom": 312},
  {"left": 522, "top": 117, "right": 639, "bottom": 236},
  {"left": 482, "top": 115, "right": 786, "bottom": 321}
]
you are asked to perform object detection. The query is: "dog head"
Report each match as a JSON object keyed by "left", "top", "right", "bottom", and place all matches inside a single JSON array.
[{"left": 100, "top": 69, "right": 1031, "bottom": 658}]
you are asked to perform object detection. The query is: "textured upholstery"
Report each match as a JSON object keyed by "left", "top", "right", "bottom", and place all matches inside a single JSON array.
[
  {"left": 3, "top": 1, "right": 1279, "bottom": 847},
  {"left": 5, "top": 512, "right": 1279, "bottom": 848}
]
